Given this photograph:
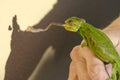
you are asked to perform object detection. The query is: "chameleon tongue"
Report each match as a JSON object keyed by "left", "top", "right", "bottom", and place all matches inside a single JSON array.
[{"left": 25, "top": 23, "right": 65, "bottom": 33}]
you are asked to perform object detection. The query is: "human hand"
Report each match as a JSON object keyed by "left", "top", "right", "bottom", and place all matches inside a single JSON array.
[{"left": 68, "top": 17, "right": 120, "bottom": 80}]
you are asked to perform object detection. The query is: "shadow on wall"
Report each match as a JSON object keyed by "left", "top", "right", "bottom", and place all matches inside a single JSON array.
[{"left": 5, "top": 0, "right": 120, "bottom": 80}]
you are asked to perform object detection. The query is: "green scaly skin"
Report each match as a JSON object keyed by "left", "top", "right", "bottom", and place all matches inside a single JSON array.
[{"left": 64, "top": 17, "right": 120, "bottom": 80}]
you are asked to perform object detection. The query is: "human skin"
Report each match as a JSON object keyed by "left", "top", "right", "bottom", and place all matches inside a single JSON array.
[{"left": 68, "top": 16, "right": 120, "bottom": 80}]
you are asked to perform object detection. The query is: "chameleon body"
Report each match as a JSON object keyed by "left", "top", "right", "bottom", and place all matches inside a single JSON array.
[{"left": 64, "top": 17, "right": 120, "bottom": 80}]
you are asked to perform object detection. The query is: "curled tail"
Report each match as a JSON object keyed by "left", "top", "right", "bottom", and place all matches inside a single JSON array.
[
  {"left": 116, "top": 63, "right": 120, "bottom": 80},
  {"left": 109, "top": 62, "right": 120, "bottom": 80}
]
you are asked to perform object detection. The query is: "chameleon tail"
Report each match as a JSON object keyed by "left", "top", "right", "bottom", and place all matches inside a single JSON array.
[
  {"left": 109, "top": 63, "right": 117, "bottom": 80},
  {"left": 109, "top": 62, "right": 120, "bottom": 80},
  {"left": 115, "top": 59, "right": 120, "bottom": 80},
  {"left": 116, "top": 63, "right": 120, "bottom": 80}
]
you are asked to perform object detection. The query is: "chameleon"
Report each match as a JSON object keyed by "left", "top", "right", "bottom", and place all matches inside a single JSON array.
[
  {"left": 64, "top": 17, "right": 120, "bottom": 80},
  {"left": 25, "top": 17, "right": 120, "bottom": 80}
]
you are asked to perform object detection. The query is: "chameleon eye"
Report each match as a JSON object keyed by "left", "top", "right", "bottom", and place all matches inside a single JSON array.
[{"left": 68, "top": 20, "right": 73, "bottom": 24}]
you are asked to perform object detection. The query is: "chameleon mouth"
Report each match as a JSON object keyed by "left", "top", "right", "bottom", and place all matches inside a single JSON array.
[
  {"left": 64, "top": 24, "right": 79, "bottom": 32},
  {"left": 64, "top": 25, "right": 71, "bottom": 28}
]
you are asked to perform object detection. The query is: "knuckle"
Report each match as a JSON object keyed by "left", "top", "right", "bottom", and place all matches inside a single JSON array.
[
  {"left": 70, "top": 45, "right": 85, "bottom": 62},
  {"left": 88, "top": 63, "right": 103, "bottom": 78},
  {"left": 88, "top": 64, "right": 109, "bottom": 80},
  {"left": 70, "top": 45, "right": 80, "bottom": 59}
]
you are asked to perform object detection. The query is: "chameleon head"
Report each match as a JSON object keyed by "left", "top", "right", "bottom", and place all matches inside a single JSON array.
[{"left": 64, "top": 17, "right": 85, "bottom": 32}]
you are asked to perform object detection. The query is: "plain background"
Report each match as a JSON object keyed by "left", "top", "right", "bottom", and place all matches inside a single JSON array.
[{"left": 0, "top": 0, "right": 120, "bottom": 80}]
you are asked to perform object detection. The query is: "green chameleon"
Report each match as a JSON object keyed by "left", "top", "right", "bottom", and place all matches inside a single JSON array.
[
  {"left": 25, "top": 17, "right": 120, "bottom": 80},
  {"left": 64, "top": 17, "right": 120, "bottom": 80}
]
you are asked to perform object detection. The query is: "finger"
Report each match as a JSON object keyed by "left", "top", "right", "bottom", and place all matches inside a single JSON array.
[
  {"left": 116, "top": 43, "right": 120, "bottom": 55},
  {"left": 70, "top": 46, "right": 83, "bottom": 62},
  {"left": 75, "top": 58, "right": 91, "bottom": 80},
  {"left": 70, "top": 46, "right": 91, "bottom": 80},
  {"left": 105, "top": 63, "right": 112, "bottom": 77},
  {"left": 81, "top": 46, "right": 109, "bottom": 80},
  {"left": 68, "top": 62, "right": 78, "bottom": 80}
]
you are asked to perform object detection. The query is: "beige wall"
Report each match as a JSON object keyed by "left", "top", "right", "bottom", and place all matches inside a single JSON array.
[{"left": 0, "top": 0, "right": 57, "bottom": 79}]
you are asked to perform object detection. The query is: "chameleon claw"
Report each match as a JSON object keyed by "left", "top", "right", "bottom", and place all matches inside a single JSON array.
[{"left": 81, "top": 40, "right": 87, "bottom": 47}]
